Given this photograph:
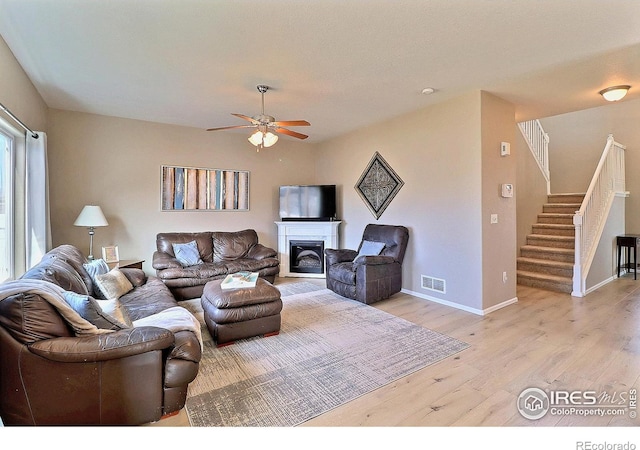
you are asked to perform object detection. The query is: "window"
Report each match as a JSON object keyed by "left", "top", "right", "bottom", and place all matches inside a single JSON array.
[{"left": 0, "top": 128, "right": 14, "bottom": 281}]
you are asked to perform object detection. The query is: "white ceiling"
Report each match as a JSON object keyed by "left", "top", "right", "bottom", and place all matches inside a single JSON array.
[{"left": 1, "top": 0, "right": 639, "bottom": 143}]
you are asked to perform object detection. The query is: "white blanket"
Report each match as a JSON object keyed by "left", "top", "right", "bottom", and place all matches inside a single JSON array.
[{"left": 133, "top": 306, "right": 203, "bottom": 350}]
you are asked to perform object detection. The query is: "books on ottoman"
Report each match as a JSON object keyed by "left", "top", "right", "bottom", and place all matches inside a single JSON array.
[{"left": 221, "top": 271, "right": 259, "bottom": 289}]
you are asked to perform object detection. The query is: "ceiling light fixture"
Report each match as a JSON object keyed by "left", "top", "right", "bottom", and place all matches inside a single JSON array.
[
  {"left": 599, "top": 85, "right": 631, "bottom": 102},
  {"left": 248, "top": 126, "right": 278, "bottom": 150},
  {"left": 421, "top": 87, "right": 435, "bottom": 95}
]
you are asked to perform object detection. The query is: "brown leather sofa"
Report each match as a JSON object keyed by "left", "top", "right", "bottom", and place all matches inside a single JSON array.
[
  {"left": 152, "top": 229, "right": 280, "bottom": 300},
  {"left": 0, "top": 245, "right": 202, "bottom": 425}
]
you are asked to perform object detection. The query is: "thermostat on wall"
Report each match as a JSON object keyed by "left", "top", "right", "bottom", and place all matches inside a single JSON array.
[{"left": 501, "top": 183, "right": 514, "bottom": 198}]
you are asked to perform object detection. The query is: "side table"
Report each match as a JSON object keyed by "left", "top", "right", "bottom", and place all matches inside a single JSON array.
[
  {"left": 108, "top": 259, "right": 145, "bottom": 270},
  {"left": 617, "top": 235, "right": 640, "bottom": 280}
]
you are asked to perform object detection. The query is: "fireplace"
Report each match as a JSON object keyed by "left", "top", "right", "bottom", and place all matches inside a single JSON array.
[
  {"left": 289, "top": 240, "right": 324, "bottom": 274},
  {"left": 275, "top": 221, "right": 341, "bottom": 278}
]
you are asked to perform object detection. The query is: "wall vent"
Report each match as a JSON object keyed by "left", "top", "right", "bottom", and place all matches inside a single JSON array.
[{"left": 421, "top": 275, "right": 446, "bottom": 294}]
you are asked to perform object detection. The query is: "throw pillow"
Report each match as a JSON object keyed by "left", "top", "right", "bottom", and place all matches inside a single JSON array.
[
  {"left": 83, "top": 258, "right": 110, "bottom": 299},
  {"left": 173, "top": 240, "right": 203, "bottom": 267},
  {"left": 94, "top": 268, "right": 134, "bottom": 300},
  {"left": 354, "top": 240, "right": 385, "bottom": 262},
  {"left": 63, "top": 291, "right": 130, "bottom": 330}
]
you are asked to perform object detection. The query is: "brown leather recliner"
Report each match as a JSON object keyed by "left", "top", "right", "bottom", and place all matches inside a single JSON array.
[
  {"left": 153, "top": 229, "right": 280, "bottom": 300},
  {"left": 0, "top": 245, "right": 201, "bottom": 425},
  {"left": 324, "top": 224, "right": 409, "bottom": 304}
]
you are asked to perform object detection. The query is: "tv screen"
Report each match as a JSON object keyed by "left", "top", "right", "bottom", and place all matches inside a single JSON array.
[{"left": 279, "top": 185, "right": 337, "bottom": 221}]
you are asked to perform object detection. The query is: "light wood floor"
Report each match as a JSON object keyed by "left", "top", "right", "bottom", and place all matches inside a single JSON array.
[{"left": 152, "top": 275, "right": 640, "bottom": 427}]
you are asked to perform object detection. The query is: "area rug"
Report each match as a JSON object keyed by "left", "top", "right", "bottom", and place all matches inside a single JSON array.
[{"left": 182, "top": 282, "right": 469, "bottom": 427}]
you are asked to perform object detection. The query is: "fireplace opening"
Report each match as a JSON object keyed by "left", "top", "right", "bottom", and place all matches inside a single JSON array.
[{"left": 289, "top": 240, "right": 324, "bottom": 274}]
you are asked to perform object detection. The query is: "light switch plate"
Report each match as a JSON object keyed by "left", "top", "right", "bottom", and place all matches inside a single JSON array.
[{"left": 500, "top": 142, "right": 510, "bottom": 156}]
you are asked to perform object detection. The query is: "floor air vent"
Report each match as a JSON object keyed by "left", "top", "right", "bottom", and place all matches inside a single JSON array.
[{"left": 421, "top": 275, "right": 446, "bottom": 294}]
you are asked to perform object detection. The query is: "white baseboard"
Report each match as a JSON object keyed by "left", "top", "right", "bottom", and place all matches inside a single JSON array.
[
  {"left": 585, "top": 275, "right": 617, "bottom": 295},
  {"left": 401, "top": 288, "right": 518, "bottom": 316}
]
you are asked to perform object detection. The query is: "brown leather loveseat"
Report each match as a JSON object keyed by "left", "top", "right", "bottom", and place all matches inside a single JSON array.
[
  {"left": 152, "top": 229, "right": 280, "bottom": 300},
  {"left": 0, "top": 245, "right": 202, "bottom": 425}
]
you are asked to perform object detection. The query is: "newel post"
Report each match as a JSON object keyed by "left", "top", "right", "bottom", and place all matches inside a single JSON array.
[{"left": 572, "top": 212, "right": 584, "bottom": 297}]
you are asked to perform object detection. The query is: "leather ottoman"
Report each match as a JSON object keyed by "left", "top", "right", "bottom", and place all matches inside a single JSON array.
[{"left": 201, "top": 278, "right": 282, "bottom": 346}]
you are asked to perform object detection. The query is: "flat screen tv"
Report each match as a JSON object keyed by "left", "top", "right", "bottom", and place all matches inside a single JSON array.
[{"left": 279, "top": 185, "right": 337, "bottom": 221}]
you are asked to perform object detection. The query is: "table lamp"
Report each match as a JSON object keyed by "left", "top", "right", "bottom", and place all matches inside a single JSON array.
[{"left": 74, "top": 205, "right": 108, "bottom": 260}]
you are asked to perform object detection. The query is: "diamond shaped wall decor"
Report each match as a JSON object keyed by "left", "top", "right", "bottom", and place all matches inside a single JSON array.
[{"left": 355, "top": 152, "right": 404, "bottom": 219}]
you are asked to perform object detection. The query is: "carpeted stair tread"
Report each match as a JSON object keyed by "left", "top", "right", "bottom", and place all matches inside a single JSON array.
[
  {"left": 516, "top": 270, "right": 572, "bottom": 283},
  {"left": 517, "top": 257, "right": 573, "bottom": 269},
  {"left": 544, "top": 203, "right": 582, "bottom": 207},
  {"left": 517, "top": 256, "right": 573, "bottom": 278},
  {"left": 533, "top": 223, "right": 575, "bottom": 230},
  {"left": 537, "top": 213, "right": 574, "bottom": 224},
  {"left": 548, "top": 193, "right": 586, "bottom": 203},
  {"left": 543, "top": 204, "right": 581, "bottom": 214},
  {"left": 527, "top": 234, "right": 574, "bottom": 241},
  {"left": 527, "top": 234, "right": 575, "bottom": 249},
  {"left": 532, "top": 224, "right": 575, "bottom": 236},
  {"left": 516, "top": 270, "right": 573, "bottom": 293},
  {"left": 520, "top": 245, "right": 574, "bottom": 254}
]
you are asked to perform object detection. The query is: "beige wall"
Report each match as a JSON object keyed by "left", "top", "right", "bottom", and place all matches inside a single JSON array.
[
  {"left": 47, "top": 109, "right": 315, "bottom": 272},
  {"left": 480, "top": 92, "right": 517, "bottom": 309},
  {"left": 0, "top": 37, "right": 48, "bottom": 131},
  {"left": 515, "top": 128, "right": 549, "bottom": 251},
  {"left": 314, "top": 91, "right": 516, "bottom": 312}
]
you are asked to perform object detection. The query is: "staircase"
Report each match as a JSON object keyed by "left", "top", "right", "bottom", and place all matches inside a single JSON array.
[{"left": 517, "top": 193, "right": 585, "bottom": 293}]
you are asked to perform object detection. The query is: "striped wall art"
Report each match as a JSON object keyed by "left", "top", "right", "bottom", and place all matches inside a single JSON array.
[{"left": 161, "top": 165, "right": 250, "bottom": 211}]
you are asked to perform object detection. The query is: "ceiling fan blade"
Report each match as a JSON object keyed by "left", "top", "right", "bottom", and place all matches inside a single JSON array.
[
  {"left": 231, "top": 113, "right": 258, "bottom": 124},
  {"left": 206, "top": 125, "right": 254, "bottom": 131},
  {"left": 275, "top": 127, "right": 309, "bottom": 140},
  {"left": 271, "top": 120, "right": 310, "bottom": 127}
]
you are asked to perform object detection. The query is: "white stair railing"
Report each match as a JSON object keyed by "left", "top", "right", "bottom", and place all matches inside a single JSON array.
[
  {"left": 572, "top": 134, "right": 626, "bottom": 297},
  {"left": 518, "top": 119, "right": 550, "bottom": 194}
]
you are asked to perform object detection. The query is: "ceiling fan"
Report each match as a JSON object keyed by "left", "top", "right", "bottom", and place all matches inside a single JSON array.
[{"left": 206, "top": 85, "right": 310, "bottom": 150}]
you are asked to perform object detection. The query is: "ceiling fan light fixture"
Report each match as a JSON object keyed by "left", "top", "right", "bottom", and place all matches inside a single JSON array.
[
  {"left": 263, "top": 131, "right": 278, "bottom": 147},
  {"left": 208, "top": 84, "right": 310, "bottom": 149},
  {"left": 248, "top": 130, "right": 264, "bottom": 146},
  {"left": 599, "top": 85, "right": 631, "bottom": 102}
]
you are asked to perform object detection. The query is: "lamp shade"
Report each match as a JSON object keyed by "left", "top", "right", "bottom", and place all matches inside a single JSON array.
[{"left": 74, "top": 205, "right": 108, "bottom": 227}]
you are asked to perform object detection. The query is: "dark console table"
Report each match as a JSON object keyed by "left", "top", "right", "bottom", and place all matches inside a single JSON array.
[{"left": 617, "top": 235, "right": 640, "bottom": 280}]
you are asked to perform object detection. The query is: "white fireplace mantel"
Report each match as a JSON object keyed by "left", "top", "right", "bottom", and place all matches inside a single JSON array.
[{"left": 275, "top": 221, "right": 341, "bottom": 278}]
